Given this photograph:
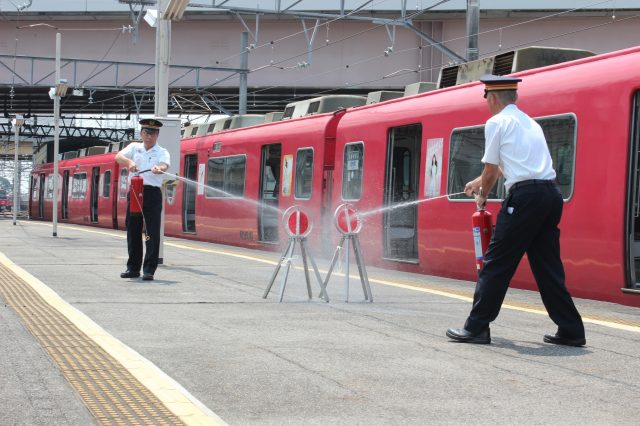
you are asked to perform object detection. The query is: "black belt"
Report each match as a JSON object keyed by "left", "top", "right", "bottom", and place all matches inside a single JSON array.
[{"left": 509, "top": 179, "right": 555, "bottom": 194}]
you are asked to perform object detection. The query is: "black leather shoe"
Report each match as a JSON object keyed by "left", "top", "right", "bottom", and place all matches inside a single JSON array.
[
  {"left": 543, "top": 333, "right": 586, "bottom": 347},
  {"left": 120, "top": 270, "right": 140, "bottom": 279},
  {"left": 142, "top": 274, "right": 154, "bottom": 281},
  {"left": 446, "top": 327, "right": 491, "bottom": 344}
]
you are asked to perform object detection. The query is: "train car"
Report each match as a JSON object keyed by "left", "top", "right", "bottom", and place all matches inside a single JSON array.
[
  {"left": 332, "top": 46, "right": 640, "bottom": 307},
  {"left": 0, "top": 188, "right": 12, "bottom": 212},
  {"left": 30, "top": 152, "right": 121, "bottom": 229},
  {"left": 164, "top": 112, "right": 344, "bottom": 254}
]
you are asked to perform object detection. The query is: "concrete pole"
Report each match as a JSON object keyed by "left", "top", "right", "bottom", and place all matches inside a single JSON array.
[
  {"left": 466, "top": 0, "right": 480, "bottom": 61},
  {"left": 155, "top": 0, "right": 170, "bottom": 117},
  {"left": 52, "top": 32, "right": 61, "bottom": 237},
  {"left": 239, "top": 31, "right": 248, "bottom": 115},
  {"left": 12, "top": 118, "right": 21, "bottom": 225},
  {"left": 156, "top": 0, "right": 170, "bottom": 263}
]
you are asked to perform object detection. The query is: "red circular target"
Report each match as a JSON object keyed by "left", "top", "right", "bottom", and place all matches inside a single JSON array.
[
  {"left": 334, "top": 203, "right": 362, "bottom": 235},
  {"left": 283, "top": 206, "right": 312, "bottom": 237}
]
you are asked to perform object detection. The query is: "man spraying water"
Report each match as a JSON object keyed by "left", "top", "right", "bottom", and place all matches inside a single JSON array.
[{"left": 446, "top": 75, "right": 585, "bottom": 347}]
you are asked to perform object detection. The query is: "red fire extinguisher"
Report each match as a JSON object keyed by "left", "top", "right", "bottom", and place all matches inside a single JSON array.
[
  {"left": 472, "top": 208, "right": 493, "bottom": 272},
  {"left": 129, "top": 174, "right": 144, "bottom": 216}
]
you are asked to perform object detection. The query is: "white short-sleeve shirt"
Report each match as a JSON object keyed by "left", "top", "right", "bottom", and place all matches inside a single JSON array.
[
  {"left": 482, "top": 104, "right": 556, "bottom": 192},
  {"left": 119, "top": 142, "right": 170, "bottom": 188}
]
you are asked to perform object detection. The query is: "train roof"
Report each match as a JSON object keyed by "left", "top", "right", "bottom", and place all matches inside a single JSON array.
[{"left": 336, "top": 45, "right": 640, "bottom": 117}]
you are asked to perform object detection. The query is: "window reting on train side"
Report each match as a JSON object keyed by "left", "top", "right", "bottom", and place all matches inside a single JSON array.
[
  {"left": 447, "top": 113, "right": 577, "bottom": 201},
  {"left": 118, "top": 169, "right": 128, "bottom": 198},
  {"left": 205, "top": 154, "right": 247, "bottom": 198},
  {"left": 294, "top": 148, "right": 314, "bottom": 200},
  {"left": 102, "top": 171, "right": 111, "bottom": 198},
  {"left": 72, "top": 173, "right": 87, "bottom": 199},
  {"left": 342, "top": 141, "right": 364, "bottom": 201}
]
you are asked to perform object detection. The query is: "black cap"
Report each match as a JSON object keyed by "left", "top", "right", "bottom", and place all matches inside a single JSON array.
[
  {"left": 480, "top": 74, "right": 522, "bottom": 95},
  {"left": 139, "top": 118, "right": 163, "bottom": 129}
]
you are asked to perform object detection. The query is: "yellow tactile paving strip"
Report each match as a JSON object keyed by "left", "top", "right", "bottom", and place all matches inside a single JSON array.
[{"left": 0, "top": 252, "right": 224, "bottom": 426}]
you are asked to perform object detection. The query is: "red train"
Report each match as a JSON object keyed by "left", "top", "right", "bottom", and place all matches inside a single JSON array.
[
  {"left": 30, "top": 46, "right": 640, "bottom": 307},
  {"left": 0, "top": 189, "right": 12, "bottom": 212}
]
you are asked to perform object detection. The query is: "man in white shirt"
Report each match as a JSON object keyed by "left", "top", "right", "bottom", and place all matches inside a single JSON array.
[
  {"left": 446, "top": 75, "right": 585, "bottom": 346},
  {"left": 115, "top": 118, "right": 170, "bottom": 281}
]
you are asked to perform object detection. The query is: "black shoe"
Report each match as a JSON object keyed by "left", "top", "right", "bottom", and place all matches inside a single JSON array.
[
  {"left": 142, "top": 274, "right": 154, "bottom": 281},
  {"left": 446, "top": 327, "right": 491, "bottom": 344},
  {"left": 120, "top": 270, "right": 140, "bottom": 279},
  {"left": 543, "top": 333, "right": 586, "bottom": 347}
]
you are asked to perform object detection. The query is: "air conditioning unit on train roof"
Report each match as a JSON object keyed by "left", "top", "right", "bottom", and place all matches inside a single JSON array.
[
  {"left": 62, "top": 151, "right": 79, "bottom": 160},
  {"left": 205, "top": 114, "right": 265, "bottom": 134},
  {"left": 437, "top": 46, "right": 595, "bottom": 89},
  {"left": 108, "top": 142, "right": 122, "bottom": 153},
  {"left": 281, "top": 95, "right": 367, "bottom": 120},
  {"left": 366, "top": 91, "right": 403, "bottom": 104},
  {"left": 264, "top": 111, "right": 284, "bottom": 122},
  {"left": 403, "top": 82, "right": 437, "bottom": 97},
  {"left": 86, "top": 146, "right": 107, "bottom": 156}
]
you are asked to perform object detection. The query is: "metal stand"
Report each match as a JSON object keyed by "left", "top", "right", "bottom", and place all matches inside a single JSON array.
[
  {"left": 322, "top": 234, "right": 373, "bottom": 302},
  {"left": 263, "top": 236, "right": 329, "bottom": 302}
]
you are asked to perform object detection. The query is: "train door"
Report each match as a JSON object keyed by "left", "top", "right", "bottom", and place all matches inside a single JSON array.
[
  {"left": 383, "top": 124, "right": 421, "bottom": 261},
  {"left": 182, "top": 154, "right": 197, "bottom": 233},
  {"left": 62, "top": 170, "right": 69, "bottom": 220},
  {"left": 258, "top": 144, "right": 281, "bottom": 242},
  {"left": 626, "top": 92, "right": 640, "bottom": 290},
  {"left": 90, "top": 167, "right": 99, "bottom": 223},
  {"left": 38, "top": 173, "right": 45, "bottom": 219}
]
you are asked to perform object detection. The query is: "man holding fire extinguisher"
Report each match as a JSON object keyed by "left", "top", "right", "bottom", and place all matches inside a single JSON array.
[
  {"left": 446, "top": 75, "right": 585, "bottom": 346},
  {"left": 115, "top": 118, "right": 170, "bottom": 281}
]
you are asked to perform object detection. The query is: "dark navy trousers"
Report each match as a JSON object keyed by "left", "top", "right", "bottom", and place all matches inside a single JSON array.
[
  {"left": 125, "top": 186, "right": 162, "bottom": 276},
  {"left": 464, "top": 182, "right": 585, "bottom": 339}
]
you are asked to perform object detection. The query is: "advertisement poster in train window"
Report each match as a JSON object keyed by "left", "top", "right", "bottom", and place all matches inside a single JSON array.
[
  {"left": 425, "top": 138, "right": 443, "bottom": 197},
  {"left": 282, "top": 154, "right": 293, "bottom": 196},
  {"left": 197, "top": 163, "right": 205, "bottom": 195}
]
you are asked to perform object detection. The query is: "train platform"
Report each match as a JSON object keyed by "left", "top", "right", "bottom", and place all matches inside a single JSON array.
[{"left": 1, "top": 217, "right": 639, "bottom": 425}]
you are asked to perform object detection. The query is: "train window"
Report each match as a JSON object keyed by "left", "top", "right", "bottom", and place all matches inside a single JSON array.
[
  {"left": 119, "top": 169, "right": 128, "bottom": 198},
  {"left": 537, "top": 114, "right": 576, "bottom": 199},
  {"left": 45, "top": 175, "right": 54, "bottom": 199},
  {"left": 342, "top": 142, "right": 364, "bottom": 200},
  {"left": 294, "top": 148, "right": 314, "bottom": 199},
  {"left": 448, "top": 126, "right": 499, "bottom": 200},
  {"left": 205, "top": 155, "right": 246, "bottom": 198},
  {"left": 448, "top": 114, "right": 576, "bottom": 200},
  {"left": 103, "top": 171, "right": 111, "bottom": 198},
  {"left": 31, "top": 178, "right": 38, "bottom": 201},
  {"left": 71, "top": 173, "right": 87, "bottom": 199}
]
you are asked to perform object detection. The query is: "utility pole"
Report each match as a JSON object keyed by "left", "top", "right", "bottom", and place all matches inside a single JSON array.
[
  {"left": 12, "top": 115, "right": 23, "bottom": 226},
  {"left": 52, "top": 32, "right": 61, "bottom": 237},
  {"left": 239, "top": 31, "right": 248, "bottom": 115},
  {"left": 156, "top": 0, "right": 169, "bottom": 263},
  {"left": 466, "top": 0, "right": 480, "bottom": 61},
  {"left": 155, "top": 0, "right": 170, "bottom": 117}
]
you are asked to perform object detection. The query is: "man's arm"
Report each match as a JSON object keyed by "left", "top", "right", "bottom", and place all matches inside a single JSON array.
[
  {"left": 475, "top": 163, "right": 501, "bottom": 209},
  {"left": 151, "top": 163, "right": 168, "bottom": 174},
  {"left": 115, "top": 152, "right": 137, "bottom": 173}
]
